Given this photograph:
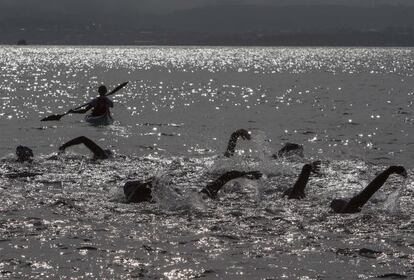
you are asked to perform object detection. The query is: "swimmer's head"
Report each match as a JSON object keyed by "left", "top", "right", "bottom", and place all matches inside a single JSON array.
[
  {"left": 330, "top": 199, "right": 348, "bottom": 213},
  {"left": 92, "top": 149, "right": 113, "bottom": 160},
  {"left": 98, "top": 85, "right": 107, "bottom": 96},
  {"left": 277, "top": 143, "right": 304, "bottom": 158},
  {"left": 123, "top": 180, "right": 153, "bottom": 203},
  {"left": 123, "top": 180, "right": 143, "bottom": 197},
  {"left": 388, "top": 166, "right": 407, "bottom": 178},
  {"left": 16, "top": 146, "right": 33, "bottom": 162}
]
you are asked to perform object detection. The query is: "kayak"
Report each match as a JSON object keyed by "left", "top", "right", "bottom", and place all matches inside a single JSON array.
[{"left": 85, "top": 113, "right": 114, "bottom": 126}]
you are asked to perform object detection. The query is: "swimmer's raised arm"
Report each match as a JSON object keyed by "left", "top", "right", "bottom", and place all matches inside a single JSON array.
[
  {"left": 224, "top": 129, "right": 251, "bottom": 157},
  {"left": 330, "top": 166, "right": 407, "bottom": 213},
  {"left": 283, "top": 161, "right": 321, "bottom": 199},
  {"left": 59, "top": 136, "right": 110, "bottom": 159}
]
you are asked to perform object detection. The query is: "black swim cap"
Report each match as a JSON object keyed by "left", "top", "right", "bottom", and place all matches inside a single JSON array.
[
  {"left": 277, "top": 143, "right": 304, "bottom": 158},
  {"left": 124, "top": 181, "right": 153, "bottom": 203},
  {"left": 16, "top": 145, "right": 33, "bottom": 162},
  {"left": 330, "top": 199, "right": 347, "bottom": 213},
  {"left": 98, "top": 85, "right": 107, "bottom": 95}
]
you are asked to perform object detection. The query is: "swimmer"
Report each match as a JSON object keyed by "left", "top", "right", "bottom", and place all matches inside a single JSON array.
[
  {"left": 224, "top": 129, "right": 251, "bottom": 157},
  {"left": 283, "top": 161, "right": 321, "bottom": 199},
  {"left": 330, "top": 166, "right": 407, "bottom": 213},
  {"left": 59, "top": 136, "right": 112, "bottom": 160},
  {"left": 124, "top": 170, "right": 263, "bottom": 203},
  {"left": 16, "top": 146, "right": 34, "bottom": 162},
  {"left": 4, "top": 146, "right": 42, "bottom": 178}
]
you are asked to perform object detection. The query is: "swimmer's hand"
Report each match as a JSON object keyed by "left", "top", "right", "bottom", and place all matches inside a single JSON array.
[
  {"left": 244, "top": 171, "right": 262, "bottom": 180},
  {"left": 200, "top": 188, "right": 217, "bottom": 199},
  {"left": 234, "top": 129, "right": 251, "bottom": 140},
  {"left": 58, "top": 146, "right": 66, "bottom": 154},
  {"left": 283, "top": 187, "right": 305, "bottom": 199},
  {"left": 310, "top": 161, "right": 321, "bottom": 174},
  {"left": 388, "top": 166, "right": 408, "bottom": 178}
]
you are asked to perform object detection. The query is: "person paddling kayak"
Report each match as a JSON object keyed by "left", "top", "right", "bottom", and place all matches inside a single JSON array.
[
  {"left": 41, "top": 82, "right": 127, "bottom": 122},
  {"left": 70, "top": 85, "right": 114, "bottom": 125}
]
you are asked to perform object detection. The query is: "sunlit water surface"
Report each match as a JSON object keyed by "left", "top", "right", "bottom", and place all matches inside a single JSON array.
[{"left": 0, "top": 47, "right": 413, "bottom": 279}]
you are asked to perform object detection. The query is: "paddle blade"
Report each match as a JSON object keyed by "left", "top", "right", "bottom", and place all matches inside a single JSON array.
[
  {"left": 107, "top": 81, "right": 128, "bottom": 96},
  {"left": 41, "top": 114, "right": 64, "bottom": 121}
]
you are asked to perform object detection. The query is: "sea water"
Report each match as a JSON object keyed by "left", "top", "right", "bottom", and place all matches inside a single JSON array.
[{"left": 0, "top": 46, "right": 413, "bottom": 279}]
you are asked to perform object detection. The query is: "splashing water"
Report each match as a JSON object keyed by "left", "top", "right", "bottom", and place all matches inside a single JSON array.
[
  {"left": 383, "top": 179, "right": 407, "bottom": 215},
  {"left": 151, "top": 172, "right": 206, "bottom": 212},
  {"left": 250, "top": 130, "right": 274, "bottom": 161},
  {"left": 220, "top": 178, "right": 262, "bottom": 202}
]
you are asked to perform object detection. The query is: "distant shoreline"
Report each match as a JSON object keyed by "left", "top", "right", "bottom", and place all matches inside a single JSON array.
[
  {"left": 4, "top": 30, "right": 414, "bottom": 48},
  {"left": 2, "top": 43, "right": 414, "bottom": 48}
]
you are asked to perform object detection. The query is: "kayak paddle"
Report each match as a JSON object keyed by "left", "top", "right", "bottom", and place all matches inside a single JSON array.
[{"left": 41, "top": 81, "right": 128, "bottom": 121}]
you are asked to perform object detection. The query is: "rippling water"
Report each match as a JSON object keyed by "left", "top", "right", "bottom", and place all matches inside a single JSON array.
[{"left": 0, "top": 47, "right": 413, "bottom": 279}]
